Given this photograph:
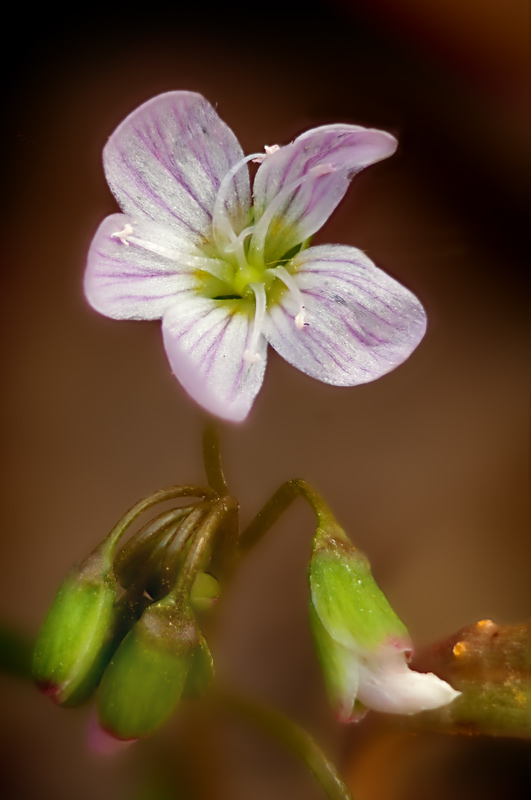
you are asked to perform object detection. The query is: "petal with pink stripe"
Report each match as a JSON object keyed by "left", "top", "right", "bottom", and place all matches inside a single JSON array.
[
  {"left": 264, "top": 244, "right": 426, "bottom": 385},
  {"left": 251, "top": 125, "right": 397, "bottom": 263},
  {"left": 104, "top": 92, "right": 251, "bottom": 247},
  {"left": 85, "top": 213, "right": 229, "bottom": 321},
  {"left": 162, "top": 296, "right": 267, "bottom": 422}
]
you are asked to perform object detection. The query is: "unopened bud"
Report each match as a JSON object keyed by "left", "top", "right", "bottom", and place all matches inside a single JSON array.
[
  {"left": 33, "top": 551, "right": 116, "bottom": 706},
  {"left": 309, "top": 522, "right": 460, "bottom": 722},
  {"left": 97, "top": 597, "right": 200, "bottom": 740}
]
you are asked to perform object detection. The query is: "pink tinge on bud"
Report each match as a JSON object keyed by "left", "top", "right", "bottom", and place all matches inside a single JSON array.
[
  {"left": 88, "top": 710, "right": 137, "bottom": 755},
  {"left": 386, "top": 634, "right": 414, "bottom": 661},
  {"left": 36, "top": 680, "right": 62, "bottom": 703}
]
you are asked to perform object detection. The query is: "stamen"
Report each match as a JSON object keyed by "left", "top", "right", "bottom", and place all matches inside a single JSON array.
[
  {"left": 111, "top": 223, "right": 134, "bottom": 246},
  {"left": 267, "top": 266, "right": 307, "bottom": 329},
  {"left": 250, "top": 163, "right": 337, "bottom": 261},
  {"left": 124, "top": 235, "right": 232, "bottom": 282},
  {"left": 243, "top": 282, "right": 267, "bottom": 364},
  {"left": 212, "top": 153, "right": 263, "bottom": 251},
  {"left": 252, "top": 144, "right": 281, "bottom": 164}
]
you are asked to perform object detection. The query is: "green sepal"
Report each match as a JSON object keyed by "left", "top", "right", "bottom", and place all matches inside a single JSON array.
[
  {"left": 309, "top": 523, "right": 409, "bottom": 652},
  {"left": 182, "top": 635, "right": 214, "bottom": 699},
  {"left": 61, "top": 589, "right": 151, "bottom": 708},
  {"left": 97, "top": 597, "right": 198, "bottom": 740},
  {"left": 309, "top": 599, "right": 362, "bottom": 721},
  {"left": 33, "top": 552, "right": 116, "bottom": 706}
]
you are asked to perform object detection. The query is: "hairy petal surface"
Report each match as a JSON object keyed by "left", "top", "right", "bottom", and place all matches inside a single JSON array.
[
  {"left": 85, "top": 213, "right": 229, "bottom": 320},
  {"left": 264, "top": 244, "right": 427, "bottom": 385},
  {"left": 357, "top": 648, "right": 461, "bottom": 715},
  {"left": 104, "top": 92, "right": 250, "bottom": 247},
  {"left": 252, "top": 125, "right": 397, "bottom": 263},
  {"left": 162, "top": 297, "right": 267, "bottom": 422}
]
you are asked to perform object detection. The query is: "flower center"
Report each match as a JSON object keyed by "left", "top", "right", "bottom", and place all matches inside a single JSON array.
[{"left": 200, "top": 147, "right": 319, "bottom": 359}]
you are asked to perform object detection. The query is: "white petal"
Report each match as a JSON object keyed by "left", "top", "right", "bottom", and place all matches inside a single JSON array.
[
  {"left": 104, "top": 92, "right": 250, "bottom": 247},
  {"left": 357, "top": 650, "right": 461, "bottom": 715},
  {"left": 162, "top": 297, "right": 267, "bottom": 422},
  {"left": 251, "top": 124, "right": 396, "bottom": 263},
  {"left": 264, "top": 244, "right": 426, "bottom": 385},
  {"left": 85, "top": 213, "right": 226, "bottom": 320}
]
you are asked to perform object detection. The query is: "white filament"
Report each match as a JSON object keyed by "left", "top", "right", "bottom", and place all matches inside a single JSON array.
[
  {"left": 125, "top": 235, "right": 232, "bottom": 282},
  {"left": 243, "top": 282, "right": 267, "bottom": 363},
  {"left": 212, "top": 153, "right": 262, "bottom": 254},
  {"left": 267, "top": 266, "right": 306, "bottom": 329},
  {"left": 250, "top": 163, "right": 336, "bottom": 259}
]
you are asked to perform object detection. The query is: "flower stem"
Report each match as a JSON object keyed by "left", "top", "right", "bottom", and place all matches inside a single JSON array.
[
  {"left": 238, "top": 479, "right": 335, "bottom": 553},
  {"left": 171, "top": 497, "right": 239, "bottom": 600},
  {"left": 158, "top": 502, "right": 216, "bottom": 596},
  {"left": 215, "top": 689, "right": 354, "bottom": 800},
  {"left": 98, "top": 485, "right": 216, "bottom": 565},
  {"left": 113, "top": 505, "right": 197, "bottom": 588},
  {"left": 202, "top": 421, "right": 228, "bottom": 495}
]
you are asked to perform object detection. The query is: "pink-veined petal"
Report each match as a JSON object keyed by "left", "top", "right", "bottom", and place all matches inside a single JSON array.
[
  {"left": 357, "top": 649, "right": 461, "bottom": 715},
  {"left": 162, "top": 296, "right": 267, "bottom": 422},
  {"left": 251, "top": 124, "right": 397, "bottom": 263},
  {"left": 264, "top": 244, "right": 426, "bottom": 386},
  {"left": 85, "top": 213, "right": 228, "bottom": 320},
  {"left": 104, "top": 92, "right": 251, "bottom": 247}
]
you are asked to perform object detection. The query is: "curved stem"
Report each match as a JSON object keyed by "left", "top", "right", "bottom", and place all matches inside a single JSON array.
[
  {"left": 158, "top": 502, "right": 216, "bottom": 596},
  {"left": 238, "top": 479, "right": 335, "bottom": 554},
  {"left": 114, "top": 506, "right": 197, "bottom": 588},
  {"left": 97, "top": 485, "right": 216, "bottom": 565},
  {"left": 171, "top": 497, "right": 238, "bottom": 601},
  {"left": 215, "top": 689, "right": 354, "bottom": 800},
  {"left": 202, "top": 422, "right": 228, "bottom": 495}
]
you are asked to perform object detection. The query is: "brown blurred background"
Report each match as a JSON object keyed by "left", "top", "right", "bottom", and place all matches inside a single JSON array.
[{"left": 2, "top": 1, "right": 528, "bottom": 799}]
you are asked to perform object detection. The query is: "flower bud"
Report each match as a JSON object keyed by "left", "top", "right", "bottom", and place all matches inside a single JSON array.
[
  {"left": 97, "top": 597, "right": 202, "bottom": 740},
  {"left": 190, "top": 571, "right": 219, "bottom": 612},
  {"left": 33, "top": 552, "right": 116, "bottom": 706},
  {"left": 309, "top": 522, "right": 460, "bottom": 722}
]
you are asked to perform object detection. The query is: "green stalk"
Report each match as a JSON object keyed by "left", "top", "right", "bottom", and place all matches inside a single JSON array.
[
  {"left": 239, "top": 479, "right": 335, "bottom": 553},
  {"left": 96, "top": 484, "right": 216, "bottom": 566},
  {"left": 202, "top": 421, "right": 228, "bottom": 495},
  {"left": 215, "top": 689, "right": 354, "bottom": 800},
  {"left": 171, "top": 497, "right": 238, "bottom": 601}
]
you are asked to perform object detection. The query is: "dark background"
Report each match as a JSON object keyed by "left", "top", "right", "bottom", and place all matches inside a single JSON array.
[{"left": 2, "top": 1, "right": 528, "bottom": 798}]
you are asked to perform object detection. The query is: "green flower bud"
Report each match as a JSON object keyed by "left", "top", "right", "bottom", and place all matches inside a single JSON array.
[
  {"left": 97, "top": 597, "right": 201, "bottom": 740},
  {"left": 190, "top": 571, "right": 219, "bottom": 612},
  {"left": 309, "top": 522, "right": 460, "bottom": 722},
  {"left": 33, "top": 551, "right": 116, "bottom": 706}
]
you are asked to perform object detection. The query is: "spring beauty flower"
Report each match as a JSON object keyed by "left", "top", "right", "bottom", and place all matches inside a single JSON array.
[
  {"left": 309, "top": 522, "right": 460, "bottom": 721},
  {"left": 85, "top": 92, "right": 426, "bottom": 421}
]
